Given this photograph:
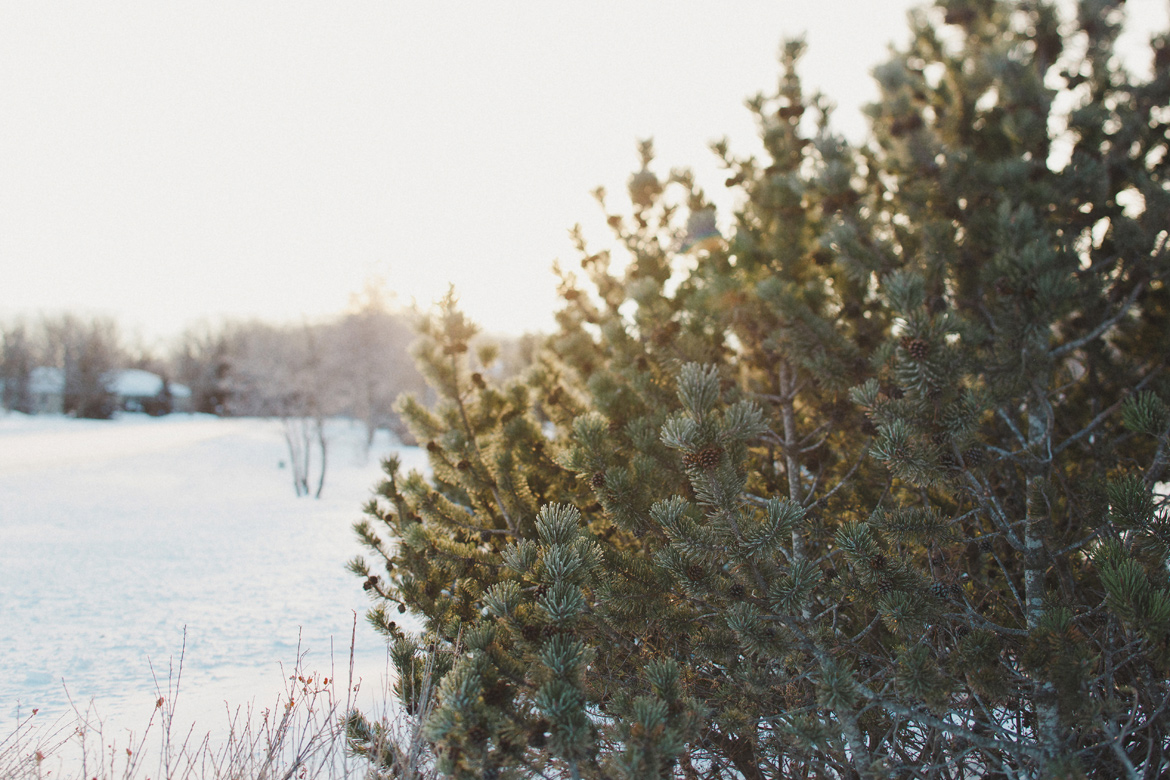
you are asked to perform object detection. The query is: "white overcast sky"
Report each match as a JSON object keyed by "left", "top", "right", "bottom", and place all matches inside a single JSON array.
[{"left": 1, "top": 2, "right": 1166, "bottom": 345}]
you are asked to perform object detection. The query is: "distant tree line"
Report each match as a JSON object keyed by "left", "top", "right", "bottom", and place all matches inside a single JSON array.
[{"left": 0, "top": 287, "right": 438, "bottom": 440}]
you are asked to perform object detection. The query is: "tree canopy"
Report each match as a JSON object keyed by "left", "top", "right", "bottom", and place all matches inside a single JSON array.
[{"left": 350, "top": 1, "right": 1170, "bottom": 777}]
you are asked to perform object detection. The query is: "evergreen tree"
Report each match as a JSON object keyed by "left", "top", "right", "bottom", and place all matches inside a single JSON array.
[
  {"left": 350, "top": 2, "right": 1170, "bottom": 777},
  {"left": 1, "top": 323, "right": 36, "bottom": 414}
]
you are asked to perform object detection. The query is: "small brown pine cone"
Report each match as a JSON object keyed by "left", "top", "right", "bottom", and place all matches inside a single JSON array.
[
  {"left": 930, "top": 581, "right": 949, "bottom": 599},
  {"left": 521, "top": 624, "right": 542, "bottom": 643},
  {"left": 466, "top": 725, "right": 489, "bottom": 744},
  {"left": 681, "top": 452, "right": 698, "bottom": 468},
  {"left": 686, "top": 563, "right": 705, "bottom": 581},
  {"left": 696, "top": 445, "right": 723, "bottom": 469},
  {"left": 397, "top": 603, "right": 407, "bottom": 614},
  {"left": 963, "top": 447, "right": 986, "bottom": 467},
  {"left": 479, "top": 530, "right": 492, "bottom": 543},
  {"left": 456, "top": 459, "right": 471, "bottom": 471},
  {"left": 876, "top": 577, "right": 893, "bottom": 596},
  {"left": 590, "top": 472, "right": 606, "bottom": 489},
  {"left": 426, "top": 441, "right": 441, "bottom": 453},
  {"left": 977, "top": 536, "right": 994, "bottom": 553},
  {"left": 869, "top": 553, "right": 887, "bottom": 571},
  {"left": 471, "top": 372, "right": 486, "bottom": 389},
  {"left": 824, "top": 567, "right": 838, "bottom": 581},
  {"left": 905, "top": 338, "right": 931, "bottom": 361},
  {"left": 858, "top": 656, "right": 874, "bottom": 673},
  {"left": 728, "top": 582, "right": 746, "bottom": 600}
]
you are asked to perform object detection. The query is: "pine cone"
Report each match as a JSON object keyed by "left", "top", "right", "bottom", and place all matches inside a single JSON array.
[
  {"left": 930, "top": 581, "right": 949, "bottom": 599},
  {"left": 977, "top": 536, "right": 994, "bottom": 553},
  {"left": 521, "top": 624, "right": 542, "bottom": 643},
  {"left": 824, "top": 567, "right": 838, "bottom": 581},
  {"left": 456, "top": 459, "right": 472, "bottom": 471},
  {"left": 869, "top": 553, "right": 888, "bottom": 571},
  {"left": 426, "top": 440, "right": 441, "bottom": 453},
  {"left": 397, "top": 603, "right": 407, "bottom": 614},
  {"left": 479, "top": 530, "right": 492, "bottom": 543},
  {"left": 686, "top": 563, "right": 705, "bottom": 581},
  {"left": 590, "top": 472, "right": 606, "bottom": 489},
  {"left": 963, "top": 447, "right": 986, "bottom": 467},
  {"left": 858, "top": 656, "right": 874, "bottom": 673},
  {"left": 877, "top": 577, "right": 893, "bottom": 596},
  {"left": 466, "top": 725, "right": 489, "bottom": 745},
  {"left": 903, "top": 338, "right": 931, "bottom": 361},
  {"left": 728, "top": 582, "right": 746, "bottom": 600},
  {"left": 695, "top": 445, "right": 723, "bottom": 469},
  {"left": 471, "top": 372, "right": 486, "bottom": 390}
]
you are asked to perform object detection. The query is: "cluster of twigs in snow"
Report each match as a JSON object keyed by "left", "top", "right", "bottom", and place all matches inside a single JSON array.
[{"left": 1, "top": 623, "right": 440, "bottom": 780}]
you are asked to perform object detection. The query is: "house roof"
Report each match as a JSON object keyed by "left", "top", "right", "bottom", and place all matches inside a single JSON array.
[
  {"left": 29, "top": 366, "right": 65, "bottom": 394},
  {"left": 109, "top": 369, "right": 163, "bottom": 398}
]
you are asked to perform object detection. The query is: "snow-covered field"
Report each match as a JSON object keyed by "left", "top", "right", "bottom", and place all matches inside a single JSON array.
[{"left": 0, "top": 412, "right": 424, "bottom": 759}]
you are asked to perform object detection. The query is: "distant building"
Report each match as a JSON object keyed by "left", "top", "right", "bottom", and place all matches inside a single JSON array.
[
  {"left": 29, "top": 367, "right": 65, "bottom": 414},
  {"left": 108, "top": 369, "right": 192, "bottom": 415},
  {"left": 2, "top": 367, "right": 192, "bottom": 416}
]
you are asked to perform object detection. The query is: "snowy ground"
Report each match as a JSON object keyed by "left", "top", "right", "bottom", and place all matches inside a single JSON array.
[{"left": 0, "top": 412, "right": 425, "bottom": 758}]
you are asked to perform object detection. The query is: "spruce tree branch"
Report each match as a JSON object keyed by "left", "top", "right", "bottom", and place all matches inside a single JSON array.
[
  {"left": 804, "top": 442, "right": 870, "bottom": 512},
  {"left": 849, "top": 614, "right": 882, "bottom": 643},
  {"left": 803, "top": 462, "right": 829, "bottom": 501},
  {"left": 944, "top": 608, "right": 1029, "bottom": 637},
  {"left": 799, "top": 432, "right": 831, "bottom": 454},
  {"left": 1049, "top": 279, "right": 1146, "bottom": 360},
  {"left": 1144, "top": 428, "right": 1170, "bottom": 487},
  {"left": 1052, "top": 394, "right": 1128, "bottom": 456},
  {"left": 1051, "top": 525, "right": 1111, "bottom": 557},
  {"left": 1054, "top": 363, "right": 1163, "bottom": 456},
  {"left": 996, "top": 408, "right": 1029, "bottom": 450},
  {"left": 450, "top": 353, "right": 517, "bottom": 534},
  {"left": 990, "top": 548, "right": 1026, "bottom": 613},
  {"left": 961, "top": 472, "right": 1025, "bottom": 551}
]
